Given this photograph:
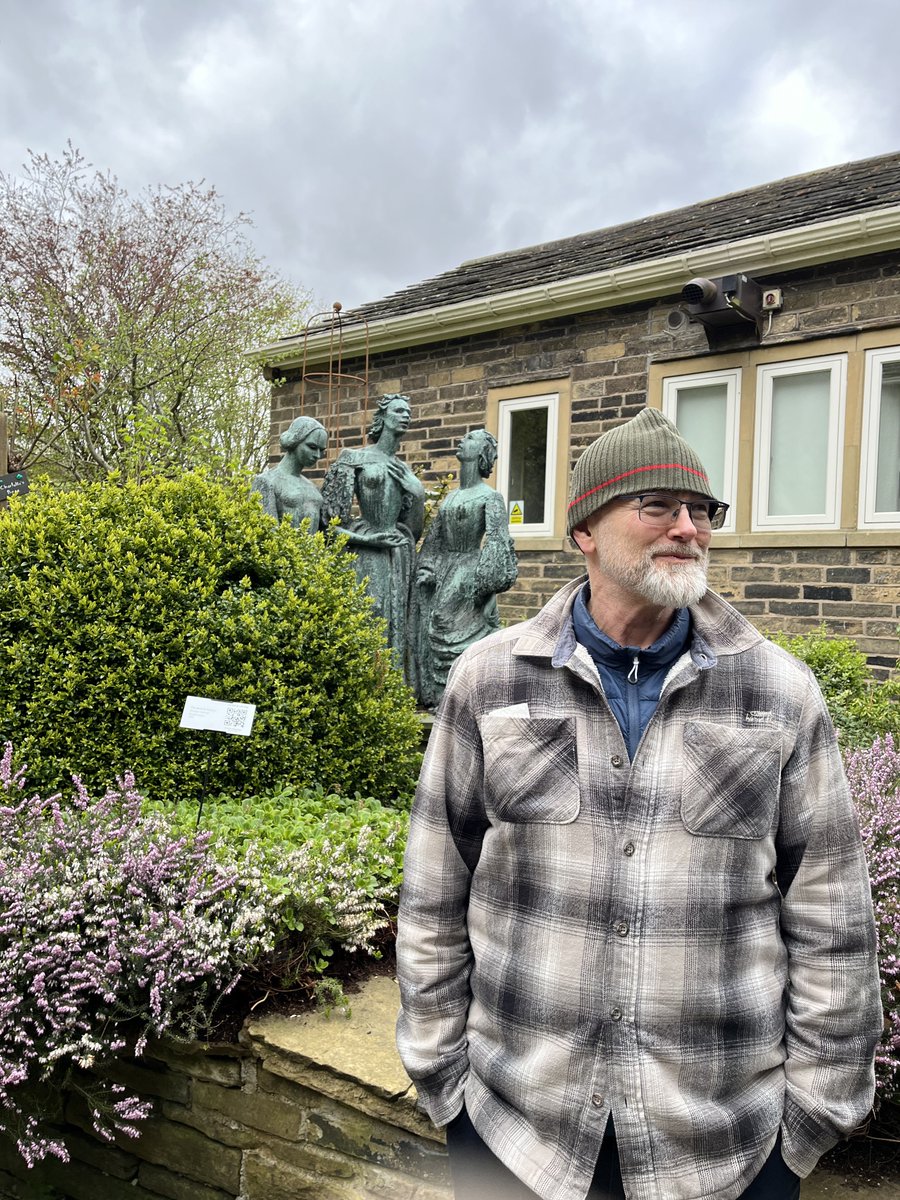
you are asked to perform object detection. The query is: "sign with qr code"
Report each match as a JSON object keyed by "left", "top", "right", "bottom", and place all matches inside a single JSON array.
[{"left": 179, "top": 696, "right": 256, "bottom": 736}]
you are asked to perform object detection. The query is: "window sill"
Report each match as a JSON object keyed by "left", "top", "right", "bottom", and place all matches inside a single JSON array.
[
  {"left": 713, "top": 530, "right": 900, "bottom": 548},
  {"left": 511, "top": 536, "right": 572, "bottom": 552}
]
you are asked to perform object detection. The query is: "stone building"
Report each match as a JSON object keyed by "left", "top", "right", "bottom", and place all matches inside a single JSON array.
[{"left": 255, "top": 153, "right": 900, "bottom": 675}]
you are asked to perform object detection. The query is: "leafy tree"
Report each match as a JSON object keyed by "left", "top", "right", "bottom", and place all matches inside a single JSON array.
[{"left": 0, "top": 144, "right": 306, "bottom": 481}]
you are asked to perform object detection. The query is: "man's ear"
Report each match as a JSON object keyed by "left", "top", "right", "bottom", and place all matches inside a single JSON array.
[{"left": 570, "top": 523, "right": 592, "bottom": 555}]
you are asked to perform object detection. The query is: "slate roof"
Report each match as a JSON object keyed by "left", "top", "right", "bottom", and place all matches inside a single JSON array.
[{"left": 329, "top": 152, "right": 900, "bottom": 330}]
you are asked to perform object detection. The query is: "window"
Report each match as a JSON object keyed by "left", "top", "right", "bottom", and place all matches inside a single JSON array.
[
  {"left": 753, "top": 355, "right": 846, "bottom": 531},
  {"left": 496, "top": 392, "right": 560, "bottom": 537},
  {"left": 860, "top": 347, "right": 900, "bottom": 528},
  {"left": 662, "top": 369, "right": 739, "bottom": 532}
]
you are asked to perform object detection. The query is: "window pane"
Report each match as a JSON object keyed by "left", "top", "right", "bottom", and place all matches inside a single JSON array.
[
  {"left": 768, "top": 371, "right": 830, "bottom": 516},
  {"left": 508, "top": 407, "right": 547, "bottom": 524},
  {"left": 674, "top": 384, "right": 727, "bottom": 500},
  {"left": 876, "top": 363, "right": 900, "bottom": 513}
]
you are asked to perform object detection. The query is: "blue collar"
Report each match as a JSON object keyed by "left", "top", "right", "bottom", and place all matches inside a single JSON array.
[{"left": 572, "top": 583, "right": 692, "bottom": 671}]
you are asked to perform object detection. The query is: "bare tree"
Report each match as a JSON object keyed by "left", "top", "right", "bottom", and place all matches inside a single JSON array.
[{"left": 0, "top": 145, "right": 306, "bottom": 481}]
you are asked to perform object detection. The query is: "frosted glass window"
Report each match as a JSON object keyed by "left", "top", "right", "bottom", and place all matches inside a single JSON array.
[
  {"left": 754, "top": 356, "right": 845, "bottom": 530},
  {"left": 767, "top": 371, "right": 830, "bottom": 516},
  {"left": 875, "top": 366, "right": 900, "bottom": 514},
  {"left": 860, "top": 349, "right": 900, "bottom": 526},
  {"left": 662, "top": 369, "right": 739, "bottom": 531}
]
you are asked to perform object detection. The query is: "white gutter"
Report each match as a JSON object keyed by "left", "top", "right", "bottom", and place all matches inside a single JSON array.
[{"left": 252, "top": 205, "right": 900, "bottom": 369}]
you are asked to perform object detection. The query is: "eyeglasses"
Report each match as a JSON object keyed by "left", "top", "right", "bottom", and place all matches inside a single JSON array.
[{"left": 621, "top": 493, "right": 729, "bottom": 531}]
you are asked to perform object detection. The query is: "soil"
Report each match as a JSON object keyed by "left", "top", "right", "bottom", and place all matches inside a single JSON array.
[
  {"left": 816, "top": 1106, "right": 900, "bottom": 1190},
  {"left": 206, "top": 931, "right": 398, "bottom": 1044}
]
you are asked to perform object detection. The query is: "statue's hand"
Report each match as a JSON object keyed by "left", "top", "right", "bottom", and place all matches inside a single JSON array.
[{"left": 417, "top": 566, "right": 435, "bottom": 587}]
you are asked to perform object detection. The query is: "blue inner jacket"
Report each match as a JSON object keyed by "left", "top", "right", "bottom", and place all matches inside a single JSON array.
[{"left": 571, "top": 584, "right": 692, "bottom": 760}]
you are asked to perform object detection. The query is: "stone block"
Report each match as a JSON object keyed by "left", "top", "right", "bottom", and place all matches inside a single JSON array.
[
  {"left": 242, "top": 1148, "right": 354, "bottom": 1200},
  {"left": 584, "top": 341, "right": 625, "bottom": 361},
  {"left": 64, "top": 1126, "right": 139, "bottom": 1180},
  {"left": 100, "top": 1058, "right": 190, "bottom": 1105},
  {"left": 118, "top": 1115, "right": 241, "bottom": 1192},
  {"left": 159, "top": 1098, "right": 263, "bottom": 1151},
  {"left": 138, "top": 1162, "right": 235, "bottom": 1200},
  {"left": 147, "top": 1041, "right": 244, "bottom": 1089},
  {"left": 189, "top": 1079, "right": 303, "bottom": 1140}
]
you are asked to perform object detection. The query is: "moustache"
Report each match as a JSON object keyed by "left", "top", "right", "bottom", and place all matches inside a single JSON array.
[{"left": 649, "top": 548, "right": 705, "bottom": 562}]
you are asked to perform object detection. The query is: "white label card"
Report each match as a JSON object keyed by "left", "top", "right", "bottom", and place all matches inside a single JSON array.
[{"left": 180, "top": 696, "right": 256, "bottom": 737}]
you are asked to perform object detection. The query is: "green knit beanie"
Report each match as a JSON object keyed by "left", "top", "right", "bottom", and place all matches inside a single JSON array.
[{"left": 566, "top": 408, "right": 715, "bottom": 535}]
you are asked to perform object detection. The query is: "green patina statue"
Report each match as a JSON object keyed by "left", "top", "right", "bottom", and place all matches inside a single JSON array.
[
  {"left": 411, "top": 428, "right": 518, "bottom": 710},
  {"left": 322, "top": 394, "right": 426, "bottom": 666},
  {"left": 252, "top": 416, "right": 328, "bottom": 531}
]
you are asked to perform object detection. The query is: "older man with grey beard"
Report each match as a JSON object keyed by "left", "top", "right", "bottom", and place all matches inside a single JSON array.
[{"left": 396, "top": 407, "right": 881, "bottom": 1200}]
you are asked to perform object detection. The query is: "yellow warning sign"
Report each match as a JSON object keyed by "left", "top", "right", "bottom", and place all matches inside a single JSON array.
[{"left": 509, "top": 501, "right": 524, "bottom": 524}]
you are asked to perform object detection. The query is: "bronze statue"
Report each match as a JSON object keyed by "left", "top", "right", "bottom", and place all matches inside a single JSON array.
[
  {"left": 412, "top": 428, "right": 518, "bottom": 709},
  {"left": 322, "top": 394, "right": 425, "bottom": 666},
  {"left": 252, "top": 416, "right": 328, "bottom": 531}
]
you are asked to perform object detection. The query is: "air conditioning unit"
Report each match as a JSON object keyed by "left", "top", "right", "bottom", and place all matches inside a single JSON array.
[{"left": 681, "top": 274, "right": 763, "bottom": 330}]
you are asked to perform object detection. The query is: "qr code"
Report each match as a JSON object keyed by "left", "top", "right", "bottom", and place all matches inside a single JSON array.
[{"left": 223, "top": 705, "right": 245, "bottom": 731}]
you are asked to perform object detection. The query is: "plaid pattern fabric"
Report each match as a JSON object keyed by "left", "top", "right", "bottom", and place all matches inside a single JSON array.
[{"left": 396, "top": 577, "right": 881, "bottom": 1200}]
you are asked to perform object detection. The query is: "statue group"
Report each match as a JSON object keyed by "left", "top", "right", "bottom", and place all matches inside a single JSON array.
[{"left": 252, "top": 395, "right": 518, "bottom": 709}]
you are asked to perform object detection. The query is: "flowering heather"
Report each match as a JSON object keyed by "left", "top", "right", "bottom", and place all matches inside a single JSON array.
[
  {"left": 845, "top": 734, "right": 900, "bottom": 1099},
  {"left": 0, "top": 743, "right": 280, "bottom": 1166}
]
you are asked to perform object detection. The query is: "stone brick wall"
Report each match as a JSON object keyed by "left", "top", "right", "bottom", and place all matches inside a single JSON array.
[
  {"left": 0, "top": 979, "right": 450, "bottom": 1200},
  {"left": 269, "top": 249, "right": 900, "bottom": 675}
]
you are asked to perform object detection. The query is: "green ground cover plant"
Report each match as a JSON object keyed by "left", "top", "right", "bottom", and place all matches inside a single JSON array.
[
  {"left": 768, "top": 625, "right": 899, "bottom": 747},
  {"left": 147, "top": 784, "right": 408, "bottom": 987},
  {"left": 0, "top": 473, "right": 421, "bottom": 806}
]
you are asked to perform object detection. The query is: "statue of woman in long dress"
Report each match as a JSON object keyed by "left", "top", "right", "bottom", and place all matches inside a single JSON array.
[
  {"left": 412, "top": 428, "right": 518, "bottom": 710},
  {"left": 251, "top": 416, "right": 328, "bottom": 531},
  {"left": 321, "top": 394, "right": 425, "bottom": 668}
]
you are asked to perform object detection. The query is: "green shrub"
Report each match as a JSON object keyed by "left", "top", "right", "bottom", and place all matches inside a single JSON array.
[
  {"left": 0, "top": 475, "right": 421, "bottom": 804},
  {"left": 147, "top": 784, "right": 408, "bottom": 982},
  {"left": 768, "top": 625, "right": 900, "bottom": 748}
]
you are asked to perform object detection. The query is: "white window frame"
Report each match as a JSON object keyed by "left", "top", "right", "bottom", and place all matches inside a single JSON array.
[
  {"left": 661, "top": 368, "right": 740, "bottom": 534},
  {"left": 859, "top": 345, "right": 900, "bottom": 529},
  {"left": 497, "top": 392, "right": 559, "bottom": 537},
  {"left": 752, "top": 354, "right": 847, "bottom": 531}
]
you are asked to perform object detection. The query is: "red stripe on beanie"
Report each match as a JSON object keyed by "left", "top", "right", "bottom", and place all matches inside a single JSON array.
[{"left": 567, "top": 463, "right": 709, "bottom": 511}]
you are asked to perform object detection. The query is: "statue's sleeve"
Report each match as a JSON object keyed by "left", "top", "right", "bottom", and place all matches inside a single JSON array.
[
  {"left": 416, "top": 506, "right": 445, "bottom": 579},
  {"left": 321, "top": 455, "right": 355, "bottom": 526},
  {"left": 401, "top": 475, "right": 426, "bottom": 543},
  {"left": 475, "top": 491, "right": 518, "bottom": 598},
  {"left": 251, "top": 473, "right": 279, "bottom": 520}
]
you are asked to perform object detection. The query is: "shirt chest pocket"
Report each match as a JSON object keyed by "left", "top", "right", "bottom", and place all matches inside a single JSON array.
[
  {"left": 681, "top": 722, "right": 783, "bottom": 839},
  {"left": 480, "top": 715, "right": 580, "bottom": 823}
]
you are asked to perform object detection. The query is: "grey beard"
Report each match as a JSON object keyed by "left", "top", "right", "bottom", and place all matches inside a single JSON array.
[{"left": 636, "top": 556, "right": 708, "bottom": 608}]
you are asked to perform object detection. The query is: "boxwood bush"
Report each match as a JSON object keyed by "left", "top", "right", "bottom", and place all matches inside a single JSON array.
[{"left": 0, "top": 475, "right": 421, "bottom": 804}]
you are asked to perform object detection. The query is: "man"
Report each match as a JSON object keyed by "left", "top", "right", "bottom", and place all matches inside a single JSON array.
[{"left": 396, "top": 407, "right": 882, "bottom": 1200}]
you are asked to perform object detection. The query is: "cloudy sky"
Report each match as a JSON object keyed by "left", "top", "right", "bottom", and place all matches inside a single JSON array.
[{"left": 1, "top": 0, "right": 899, "bottom": 316}]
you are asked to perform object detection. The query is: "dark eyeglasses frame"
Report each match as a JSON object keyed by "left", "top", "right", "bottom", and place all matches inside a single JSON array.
[{"left": 620, "top": 492, "right": 730, "bottom": 531}]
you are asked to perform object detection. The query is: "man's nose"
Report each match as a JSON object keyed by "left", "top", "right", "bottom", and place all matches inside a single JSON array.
[{"left": 668, "top": 504, "right": 699, "bottom": 539}]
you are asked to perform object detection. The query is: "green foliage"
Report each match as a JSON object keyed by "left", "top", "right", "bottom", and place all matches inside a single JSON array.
[
  {"left": 0, "top": 473, "right": 422, "bottom": 805},
  {"left": 147, "top": 784, "right": 408, "bottom": 985},
  {"left": 768, "top": 625, "right": 900, "bottom": 747}
]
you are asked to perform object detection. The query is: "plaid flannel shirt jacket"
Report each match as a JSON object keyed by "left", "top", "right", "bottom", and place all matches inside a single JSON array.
[{"left": 396, "top": 576, "right": 881, "bottom": 1200}]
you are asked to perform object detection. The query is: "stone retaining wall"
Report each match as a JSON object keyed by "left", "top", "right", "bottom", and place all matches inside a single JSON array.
[{"left": 0, "top": 978, "right": 451, "bottom": 1200}]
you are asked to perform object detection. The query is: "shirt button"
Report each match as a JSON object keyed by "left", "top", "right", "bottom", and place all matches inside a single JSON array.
[
  {"left": 610, "top": 1007, "right": 623, "bottom": 1022},
  {"left": 615, "top": 921, "right": 629, "bottom": 937},
  {"left": 610, "top": 754, "right": 623, "bottom": 767},
  {"left": 591, "top": 1093, "right": 604, "bottom": 1107},
  {"left": 623, "top": 842, "right": 635, "bottom": 857}
]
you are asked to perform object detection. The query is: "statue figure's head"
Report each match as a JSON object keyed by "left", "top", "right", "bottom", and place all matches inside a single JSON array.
[
  {"left": 280, "top": 416, "right": 328, "bottom": 469},
  {"left": 368, "top": 394, "right": 412, "bottom": 443},
  {"left": 457, "top": 428, "right": 498, "bottom": 478}
]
